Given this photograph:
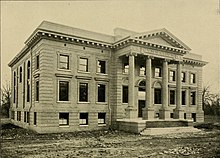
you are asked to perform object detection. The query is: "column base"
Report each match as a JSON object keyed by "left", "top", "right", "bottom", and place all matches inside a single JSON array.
[
  {"left": 159, "top": 109, "right": 170, "bottom": 120},
  {"left": 173, "top": 109, "right": 185, "bottom": 119},
  {"left": 125, "top": 107, "right": 137, "bottom": 119},
  {"left": 142, "top": 108, "right": 155, "bottom": 120}
]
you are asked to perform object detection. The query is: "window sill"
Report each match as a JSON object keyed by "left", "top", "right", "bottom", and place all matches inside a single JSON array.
[
  {"left": 79, "top": 124, "right": 89, "bottom": 127},
  {"left": 77, "top": 71, "right": 90, "bottom": 74},
  {"left": 96, "top": 102, "right": 108, "bottom": 105},
  {"left": 59, "top": 125, "right": 69, "bottom": 128},
  {"left": 122, "top": 103, "right": 128, "bottom": 105},
  {"left": 78, "top": 102, "right": 90, "bottom": 104},
  {"left": 96, "top": 73, "right": 108, "bottom": 76},
  {"left": 58, "top": 68, "right": 71, "bottom": 72},
  {"left": 98, "top": 124, "right": 106, "bottom": 127},
  {"left": 57, "top": 101, "right": 71, "bottom": 104}
]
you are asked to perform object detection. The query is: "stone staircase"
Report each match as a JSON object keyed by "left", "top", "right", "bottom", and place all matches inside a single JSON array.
[{"left": 140, "top": 126, "right": 201, "bottom": 135}]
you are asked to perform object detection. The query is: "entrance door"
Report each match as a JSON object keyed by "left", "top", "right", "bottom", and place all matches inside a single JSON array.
[{"left": 138, "top": 100, "right": 145, "bottom": 117}]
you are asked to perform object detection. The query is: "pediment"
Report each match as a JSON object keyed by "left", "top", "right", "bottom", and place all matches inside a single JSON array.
[
  {"left": 142, "top": 36, "right": 175, "bottom": 47},
  {"left": 134, "top": 28, "right": 191, "bottom": 51}
]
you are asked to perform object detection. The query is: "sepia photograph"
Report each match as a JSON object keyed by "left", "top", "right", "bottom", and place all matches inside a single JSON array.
[{"left": 1, "top": 0, "right": 220, "bottom": 157}]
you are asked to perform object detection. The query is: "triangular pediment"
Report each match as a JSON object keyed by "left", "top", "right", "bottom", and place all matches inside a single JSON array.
[
  {"left": 134, "top": 28, "right": 191, "bottom": 51},
  {"left": 142, "top": 36, "right": 175, "bottom": 47}
]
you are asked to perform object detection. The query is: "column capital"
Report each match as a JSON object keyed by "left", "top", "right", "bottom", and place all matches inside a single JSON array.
[
  {"left": 126, "top": 52, "right": 137, "bottom": 57},
  {"left": 146, "top": 55, "right": 154, "bottom": 60},
  {"left": 163, "top": 58, "right": 170, "bottom": 62}
]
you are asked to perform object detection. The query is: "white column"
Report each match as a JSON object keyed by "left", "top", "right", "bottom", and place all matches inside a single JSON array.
[
  {"left": 174, "top": 61, "right": 184, "bottom": 119},
  {"left": 143, "top": 56, "right": 154, "bottom": 120},
  {"left": 159, "top": 59, "right": 170, "bottom": 119},
  {"left": 125, "top": 53, "right": 137, "bottom": 119}
]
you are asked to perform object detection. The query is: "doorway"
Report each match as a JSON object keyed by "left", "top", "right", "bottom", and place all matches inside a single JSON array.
[{"left": 138, "top": 100, "right": 145, "bottom": 117}]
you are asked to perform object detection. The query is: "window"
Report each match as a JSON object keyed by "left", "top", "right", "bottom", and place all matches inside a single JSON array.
[
  {"left": 98, "top": 113, "right": 106, "bottom": 124},
  {"left": 36, "top": 81, "right": 39, "bottom": 101},
  {"left": 190, "top": 73, "right": 196, "bottom": 84},
  {"left": 17, "top": 111, "right": 21, "bottom": 121},
  {"left": 140, "top": 66, "right": 145, "bottom": 76},
  {"left": 13, "top": 72, "right": 16, "bottom": 103},
  {"left": 59, "top": 81, "right": 69, "bottom": 101},
  {"left": 19, "top": 67, "right": 22, "bottom": 83},
  {"left": 123, "top": 63, "right": 129, "bottom": 74},
  {"left": 59, "top": 55, "right": 69, "bottom": 69},
  {"left": 122, "top": 86, "right": 128, "bottom": 103},
  {"left": 36, "top": 55, "right": 39, "bottom": 69},
  {"left": 170, "top": 90, "right": 175, "bottom": 105},
  {"left": 79, "top": 113, "right": 88, "bottom": 125},
  {"left": 98, "top": 84, "right": 105, "bottom": 102},
  {"left": 97, "top": 60, "right": 106, "bottom": 74},
  {"left": 170, "top": 113, "right": 174, "bottom": 118},
  {"left": 139, "top": 81, "right": 145, "bottom": 91},
  {"left": 192, "top": 113, "right": 196, "bottom": 122},
  {"left": 190, "top": 91, "right": 196, "bottom": 105},
  {"left": 79, "top": 58, "right": 88, "bottom": 72},
  {"left": 27, "top": 81, "right": 30, "bottom": 102},
  {"left": 27, "top": 112, "right": 30, "bottom": 123},
  {"left": 59, "top": 113, "right": 69, "bottom": 126},
  {"left": 24, "top": 112, "right": 26, "bottom": 122},
  {"left": 181, "top": 72, "right": 186, "bottom": 82},
  {"left": 155, "top": 67, "right": 162, "bottom": 77},
  {"left": 182, "top": 91, "right": 186, "bottom": 105},
  {"left": 34, "top": 112, "right": 37, "bottom": 125},
  {"left": 79, "top": 83, "right": 88, "bottom": 102},
  {"left": 169, "top": 70, "right": 175, "bottom": 81},
  {"left": 154, "top": 88, "right": 162, "bottom": 104},
  {"left": 27, "top": 61, "right": 30, "bottom": 79}
]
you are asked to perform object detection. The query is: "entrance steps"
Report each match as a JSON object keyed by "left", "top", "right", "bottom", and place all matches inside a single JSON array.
[{"left": 140, "top": 127, "right": 201, "bottom": 136}]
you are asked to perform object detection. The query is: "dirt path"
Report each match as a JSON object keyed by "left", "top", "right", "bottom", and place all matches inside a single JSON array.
[{"left": 1, "top": 124, "right": 220, "bottom": 158}]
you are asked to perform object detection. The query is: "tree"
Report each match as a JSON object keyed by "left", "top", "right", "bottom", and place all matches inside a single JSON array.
[
  {"left": 202, "top": 85, "right": 220, "bottom": 116},
  {"left": 1, "top": 82, "right": 11, "bottom": 118}
]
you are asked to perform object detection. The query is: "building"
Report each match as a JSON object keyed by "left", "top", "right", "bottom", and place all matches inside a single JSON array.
[{"left": 8, "top": 21, "right": 207, "bottom": 133}]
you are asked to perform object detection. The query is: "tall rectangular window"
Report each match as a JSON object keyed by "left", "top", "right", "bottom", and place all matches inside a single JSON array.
[
  {"left": 97, "top": 60, "right": 106, "bottom": 74},
  {"left": 181, "top": 72, "right": 186, "bottom": 82},
  {"left": 170, "top": 90, "right": 175, "bottom": 105},
  {"left": 79, "top": 58, "right": 88, "bottom": 72},
  {"left": 59, "top": 55, "right": 69, "bottom": 69},
  {"left": 59, "top": 113, "right": 69, "bottom": 126},
  {"left": 36, "top": 55, "right": 39, "bottom": 70},
  {"left": 34, "top": 112, "right": 37, "bottom": 125},
  {"left": 98, "top": 84, "right": 105, "bottom": 102},
  {"left": 122, "top": 86, "right": 128, "bottom": 103},
  {"left": 17, "top": 111, "right": 21, "bottom": 121},
  {"left": 190, "top": 73, "right": 196, "bottom": 84},
  {"left": 27, "top": 112, "right": 30, "bottom": 123},
  {"left": 79, "top": 113, "right": 88, "bottom": 125},
  {"left": 19, "top": 67, "right": 22, "bottom": 83},
  {"left": 27, "top": 81, "right": 30, "bottom": 102},
  {"left": 182, "top": 91, "right": 186, "bottom": 105},
  {"left": 169, "top": 70, "right": 175, "bottom": 81},
  {"left": 154, "top": 88, "right": 162, "bottom": 104},
  {"left": 191, "top": 91, "right": 196, "bottom": 105},
  {"left": 123, "top": 63, "right": 129, "bottom": 74},
  {"left": 36, "top": 81, "right": 39, "bottom": 101},
  {"left": 155, "top": 67, "right": 162, "bottom": 77},
  {"left": 98, "top": 113, "right": 106, "bottom": 124},
  {"left": 24, "top": 112, "right": 26, "bottom": 122},
  {"left": 27, "top": 61, "right": 30, "bottom": 79},
  {"left": 13, "top": 72, "right": 16, "bottom": 103},
  {"left": 79, "top": 83, "right": 88, "bottom": 102},
  {"left": 59, "top": 81, "right": 69, "bottom": 101}
]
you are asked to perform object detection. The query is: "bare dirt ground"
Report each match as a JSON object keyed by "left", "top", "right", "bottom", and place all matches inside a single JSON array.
[{"left": 1, "top": 123, "right": 220, "bottom": 158}]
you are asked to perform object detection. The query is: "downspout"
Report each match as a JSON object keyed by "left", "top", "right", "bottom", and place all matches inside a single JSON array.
[{"left": 23, "top": 62, "right": 25, "bottom": 109}]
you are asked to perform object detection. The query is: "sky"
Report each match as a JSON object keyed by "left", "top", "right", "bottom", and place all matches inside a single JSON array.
[{"left": 1, "top": 0, "right": 220, "bottom": 93}]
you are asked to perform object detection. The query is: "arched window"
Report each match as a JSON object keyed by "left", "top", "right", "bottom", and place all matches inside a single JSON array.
[
  {"left": 19, "top": 67, "right": 22, "bottom": 82},
  {"left": 138, "top": 80, "right": 145, "bottom": 91},
  {"left": 27, "top": 61, "right": 30, "bottom": 80}
]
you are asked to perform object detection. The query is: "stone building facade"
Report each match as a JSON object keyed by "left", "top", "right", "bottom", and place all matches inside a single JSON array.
[{"left": 9, "top": 21, "right": 207, "bottom": 133}]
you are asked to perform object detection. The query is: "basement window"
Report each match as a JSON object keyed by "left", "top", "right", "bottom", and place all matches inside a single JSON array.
[
  {"left": 59, "top": 113, "right": 69, "bottom": 126},
  {"left": 79, "top": 113, "right": 88, "bottom": 125},
  {"left": 98, "top": 113, "right": 106, "bottom": 124}
]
